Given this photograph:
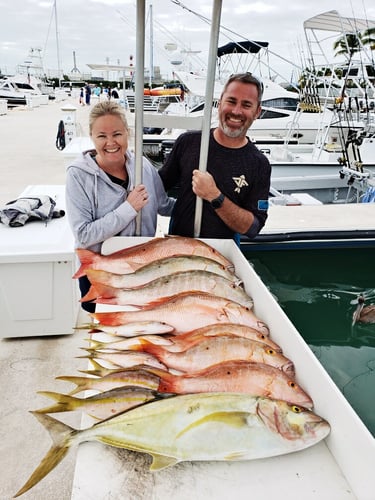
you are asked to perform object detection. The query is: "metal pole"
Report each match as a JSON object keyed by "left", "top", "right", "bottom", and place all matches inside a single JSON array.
[
  {"left": 193, "top": 0, "right": 222, "bottom": 237},
  {"left": 134, "top": 0, "right": 146, "bottom": 235}
]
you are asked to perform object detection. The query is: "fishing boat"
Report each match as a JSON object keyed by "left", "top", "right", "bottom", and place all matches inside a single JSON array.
[
  {"left": 67, "top": 235, "right": 374, "bottom": 500},
  {"left": 142, "top": 40, "right": 335, "bottom": 163}
]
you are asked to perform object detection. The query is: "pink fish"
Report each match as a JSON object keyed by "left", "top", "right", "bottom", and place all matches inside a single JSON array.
[
  {"left": 145, "top": 360, "right": 312, "bottom": 408},
  {"left": 91, "top": 291, "right": 269, "bottom": 335},
  {"left": 74, "top": 236, "right": 234, "bottom": 278}
]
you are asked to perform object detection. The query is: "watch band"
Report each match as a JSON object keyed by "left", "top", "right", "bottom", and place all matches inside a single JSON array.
[{"left": 210, "top": 193, "right": 225, "bottom": 209}]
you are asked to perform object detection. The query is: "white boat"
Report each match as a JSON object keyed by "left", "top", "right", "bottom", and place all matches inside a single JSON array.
[
  {"left": 0, "top": 48, "right": 55, "bottom": 106},
  {"left": 0, "top": 78, "right": 28, "bottom": 106},
  {"left": 142, "top": 39, "right": 336, "bottom": 162}
]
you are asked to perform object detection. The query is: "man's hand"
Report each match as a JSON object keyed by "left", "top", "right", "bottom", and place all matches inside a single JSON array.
[{"left": 192, "top": 169, "right": 220, "bottom": 201}]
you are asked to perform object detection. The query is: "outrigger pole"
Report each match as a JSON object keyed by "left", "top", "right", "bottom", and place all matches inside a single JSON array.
[
  {"left": 134, "top": 0, "right": 222, "bottom": 237},
  {"left": 193, "top": 0, "right": 223, "bottom": 237},
  {"left": 134, "top": 0, "right": 146, "bottom": 235}
]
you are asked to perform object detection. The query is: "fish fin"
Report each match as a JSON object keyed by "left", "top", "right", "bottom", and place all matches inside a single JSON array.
[
  {"left": 176, "top": 411, "right": 249, "bottom": 439},
  {"left": 55, "top": 375, "right": 89, "bottom": 395},
  {"left": 35, "top": 391, "right": 78, "bottom": 413},
  {"left": 74, "top": 322, "right": 97, "bottom": 330},
  {"left": 90, "top": 312, "right": 124, "bottom": 326},
  {"left": 80, "top": 285, "right": 100, "bottom": 303},
  {"left": 89, "top": 282, "right": 117, "bottom": 302},
  {"left": 149, "top": 453, "right": 178, "bottom": 471},
  {"left": 73, "top": 248, "right": 97, "bottom": 278},
  {"left": 13, "top": 412, "right": 76, "bottom": 497}
]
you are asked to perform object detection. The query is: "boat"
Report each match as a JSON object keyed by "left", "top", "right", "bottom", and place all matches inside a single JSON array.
[
  {"left": 67, "top": 236, "right": 375, "bottom": 500},
  {"left": 0, "top": 78, "right": 30, "bottom": 106},
  {"left": 0, "top": 48, "right": 55, "bottom": 106},
  {"left": 142, "top": 40, "right": 336, "bottom": 163}
]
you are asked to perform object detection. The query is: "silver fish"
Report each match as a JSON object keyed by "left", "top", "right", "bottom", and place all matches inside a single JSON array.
[
  {"left": 14, "top": 393, "right": 330, "bottom": 497},
  {"left": 83, "top": 270, "right": 253, "bottom": 308}
]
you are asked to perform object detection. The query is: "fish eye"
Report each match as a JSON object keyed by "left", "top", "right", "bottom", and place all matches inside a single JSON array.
[
  {"left": 288, "top": 381, "right": 297, "bottom": 389},
  {"left": 266, "top": 349, "right": 274, "bottom": 355},
  {"left": 292, "top": 405, "right": 302, "bottom": 413}
]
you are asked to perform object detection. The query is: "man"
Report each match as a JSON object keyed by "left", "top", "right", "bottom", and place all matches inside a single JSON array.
[{"left": 158, "top": 73, "right": 271, "bottom": 240}]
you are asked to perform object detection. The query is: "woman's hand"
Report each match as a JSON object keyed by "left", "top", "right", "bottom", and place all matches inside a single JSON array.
[{"left": 127, "top": 184, "right": 149, "bottom": 212}]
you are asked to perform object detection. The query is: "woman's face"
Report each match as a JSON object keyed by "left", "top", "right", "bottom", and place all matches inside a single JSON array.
[{"left": 91, "top": 114, "right": 128, "bottom": 166}]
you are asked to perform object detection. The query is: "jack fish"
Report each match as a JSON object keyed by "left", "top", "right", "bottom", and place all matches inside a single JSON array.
[
  {"left": 91, "top": 291, "right": 269, "bottom": 335},
  {"left": 83, "top": 270, "right": 253, "bottom": 308},
  {"left": 14, "top": 393, "right": 330, "bottom": 497},
  {"left": 74, "top": 236, "right": 234, "bottom": 278}
]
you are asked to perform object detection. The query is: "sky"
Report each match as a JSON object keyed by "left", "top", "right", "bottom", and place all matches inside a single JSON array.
[{"left": 0, "top": 0, "right": 374, "bottom": 84}]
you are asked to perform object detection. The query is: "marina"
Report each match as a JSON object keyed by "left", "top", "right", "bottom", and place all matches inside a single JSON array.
[
  {"left": 1, "top": 2, "right": 375, "bottom": 499},
  {"left": 0, "top": 88, "right": 374, "bottom": 500}
]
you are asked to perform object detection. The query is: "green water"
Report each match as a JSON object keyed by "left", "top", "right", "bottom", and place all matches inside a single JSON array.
[{"left": 244, "top": 247, "right": 375, "bottom": 437}]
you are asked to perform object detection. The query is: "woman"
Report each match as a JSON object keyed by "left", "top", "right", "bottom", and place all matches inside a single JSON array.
[{"left": 66, "top": 101, "right": 175, "bottom": 312}]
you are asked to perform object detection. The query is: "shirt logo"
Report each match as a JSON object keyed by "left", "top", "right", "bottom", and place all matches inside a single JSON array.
[{"left": 233, "top": 175, "right": 248, "bottom": 193}]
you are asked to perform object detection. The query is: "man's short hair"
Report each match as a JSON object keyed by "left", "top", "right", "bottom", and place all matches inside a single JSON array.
[{"left": 221, "top": 73, "right": 264, "bottom": 105}]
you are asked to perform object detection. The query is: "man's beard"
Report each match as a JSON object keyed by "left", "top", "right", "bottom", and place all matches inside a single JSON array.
[{"left": 221, "top": 122, "right": 245, "bottom": 138}]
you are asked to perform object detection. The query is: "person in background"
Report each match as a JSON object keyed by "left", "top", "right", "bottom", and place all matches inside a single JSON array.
[
  {"left": 85, "top": 83, "right": 91, "bottom": 105},
  {"left": 79, "top": 87, "right": 85, "bottom": 106},
  {"left": 158, "top": 72, "right": 271, "bottom": 243},
  {"left": 110, "top": 87, "right": 119, "bottom": 100},
  {"left": 65, "top": 101, "right": 175, "bottom": 312}
]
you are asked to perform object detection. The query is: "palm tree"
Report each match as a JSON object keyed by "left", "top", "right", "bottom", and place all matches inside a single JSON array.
[
  {"left": 333, "top": 33, "right": 363, "bottom": 59},
  {"left": 362, "top": 27, "right": 375, "bottom": 50}
]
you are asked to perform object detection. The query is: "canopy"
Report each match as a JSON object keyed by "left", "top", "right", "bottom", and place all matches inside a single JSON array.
[
  {"left": 217, "top": 41, "right": 269, "bottom": 57},
  {"left": 304, "top": 10, "right": 375, "bottom": 33}
]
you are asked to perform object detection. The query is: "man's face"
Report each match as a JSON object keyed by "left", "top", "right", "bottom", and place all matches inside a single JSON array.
[{"left": 217, "top": 81, "right": 262, "bottom": 139}]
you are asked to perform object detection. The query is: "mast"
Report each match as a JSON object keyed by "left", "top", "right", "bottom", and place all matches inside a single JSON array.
[
  {"left": 54, "top": 0, "right": 62, "bottom": 85},
  {"left": 149, "top": 3, "right": 154, "bottom": 88}
]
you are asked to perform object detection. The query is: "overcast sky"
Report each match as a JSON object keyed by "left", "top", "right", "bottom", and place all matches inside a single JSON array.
[{"left": 1, "top": 0, "right": 374, "bottom": 83}]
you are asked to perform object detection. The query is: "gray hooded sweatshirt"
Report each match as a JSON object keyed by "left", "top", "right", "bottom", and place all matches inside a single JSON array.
[{"left": 65, "top": 149, "right": 175, "bottom": 253}]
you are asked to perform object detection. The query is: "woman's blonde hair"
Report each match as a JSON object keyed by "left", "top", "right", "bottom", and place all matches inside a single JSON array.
[{"left": 89, "top": 101, "right": 130, "bottom": 135}]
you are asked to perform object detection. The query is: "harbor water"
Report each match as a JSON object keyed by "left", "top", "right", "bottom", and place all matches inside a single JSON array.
[{"left": 244, "top": 246, "right": 375, "bottom": 437}]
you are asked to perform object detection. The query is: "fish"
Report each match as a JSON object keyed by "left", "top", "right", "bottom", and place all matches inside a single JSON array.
[
  {"left": 164, "top": 323, "right": 281, "bottom": 352},
  {"left": 73, "top": 236, "right": 234, "bottom": 278},
  {"left": 88, "top": 328, "right": 281, "bottom": 355},
  {"left": 80, "top": 349, "right": 167, "bottom": 370},
  {"left": 131, "top": 335, "right": 294, "bottom": 376},
  {"left": 14, "top": 393, "right": 330, "bottom": 497},
  {"left": 76, "top": 320, "right": 175, "bottom": 337},
  {"left": 352, "top": 294, "right": 375, "bottom": 324},
  {"left": 82, "top": 270, "right": 253, "bottom": 308},
  {"left": 85, "top": 254, "right": 241, "bottom": 289},
  {"left": 56, "top": 367, "right": 161, "bottom": 395},
  {"left": 144, "top": 360, "right": 312, "bottom": 408},
  {"left": 88, "top": 332, "right": 173, "bottom": 351},
  {"left": 91, "top": 291, "right": 269, "bottom": 335},
  {"left": 35, "top": 386, "right": 160, "bottom": 420}
]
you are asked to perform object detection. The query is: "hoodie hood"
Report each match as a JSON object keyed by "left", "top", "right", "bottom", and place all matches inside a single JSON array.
[{"left": 66, "top": 149, "right": 136, "bottom": 208}]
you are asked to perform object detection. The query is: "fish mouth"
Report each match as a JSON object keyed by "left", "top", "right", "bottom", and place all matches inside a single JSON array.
[{"left": 283, "top": 361, "right": 295, "bottom": 378}]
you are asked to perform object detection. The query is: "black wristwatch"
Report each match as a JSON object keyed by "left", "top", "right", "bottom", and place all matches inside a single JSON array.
[{"left": 210, "top": 193, "right": 225, "bottom": 209}]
